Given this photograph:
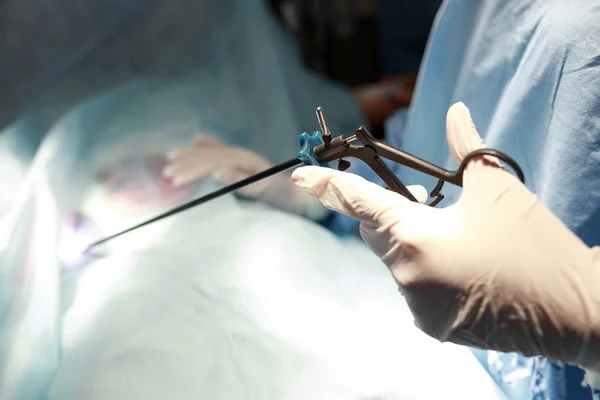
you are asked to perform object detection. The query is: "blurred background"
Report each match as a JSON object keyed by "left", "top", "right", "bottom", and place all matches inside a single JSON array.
[
  {"left": 0, "top": 0, "right": 443, "bottom": 140},
  {"left": 267, "top": 0, "right": 441, "bottom": 85},
  {"left": 267, "top": 0, "right": 443, "bottom": 137}
]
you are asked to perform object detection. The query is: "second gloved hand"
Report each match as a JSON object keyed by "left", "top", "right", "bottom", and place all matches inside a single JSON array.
[
  {"left": 163, "top": 134, "right": 329, "bottom": 220},
  {"left": 291, "top": 102, "right": 600, "bottom": 376}
]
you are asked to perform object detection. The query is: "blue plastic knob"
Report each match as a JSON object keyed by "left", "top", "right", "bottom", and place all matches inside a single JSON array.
[{"left": 297, "top": 131, "right": 330, "bottom": 167}]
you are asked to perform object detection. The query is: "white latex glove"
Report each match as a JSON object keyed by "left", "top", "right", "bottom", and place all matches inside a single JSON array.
[
  {"left": 162, "top": 134, "right": 329, "bottom": 220},
  {"left": 291, "top": 102, "right": 600, "bottom": 385}
]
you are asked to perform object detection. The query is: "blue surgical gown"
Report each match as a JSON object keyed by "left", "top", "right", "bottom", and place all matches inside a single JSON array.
[{"left": 331, "top": 1, "right": 600, "bottom": 399}]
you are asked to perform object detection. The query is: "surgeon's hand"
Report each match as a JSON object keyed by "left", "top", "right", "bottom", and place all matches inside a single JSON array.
[
  {"left": 292, "top": 102, "right": 600, "bottom": 380},
  {"left": 163, "top": 134, "right": 329, "bottom": 219}
]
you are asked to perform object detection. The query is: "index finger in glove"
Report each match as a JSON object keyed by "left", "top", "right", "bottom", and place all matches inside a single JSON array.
[{"left": 292, "top": 166, "right": 425, "bottom": 227}]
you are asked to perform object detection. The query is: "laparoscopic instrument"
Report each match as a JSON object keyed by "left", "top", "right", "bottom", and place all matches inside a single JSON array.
[{"left": 84, "top": 107, "right": 525, "bottom": 252}]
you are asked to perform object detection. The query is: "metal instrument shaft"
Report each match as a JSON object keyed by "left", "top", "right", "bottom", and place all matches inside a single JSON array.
[{"left": 84, "top": 158, "right": 302, "bottom": 252}]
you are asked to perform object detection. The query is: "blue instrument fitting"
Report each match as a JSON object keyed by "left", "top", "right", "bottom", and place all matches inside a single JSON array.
[{"left": 297, "top": 131, "right": 330, "bottom": 167}]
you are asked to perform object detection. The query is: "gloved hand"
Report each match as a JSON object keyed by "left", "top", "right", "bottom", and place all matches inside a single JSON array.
[
  {"left": 291, "top": 102, "right": 600, "bottom": 384},
  {"left": 163, "top": 134, "right": 329, "bottom": 220}
]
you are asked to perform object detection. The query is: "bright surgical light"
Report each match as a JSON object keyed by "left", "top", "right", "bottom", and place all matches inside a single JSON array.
[{"left": 58, "top": 212, "right": 94, "bottom": 269}]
